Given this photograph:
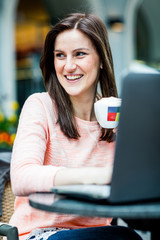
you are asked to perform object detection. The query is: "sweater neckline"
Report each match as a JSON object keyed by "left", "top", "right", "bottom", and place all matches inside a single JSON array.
[{"left": 75, "top": 116, "right": 100, "bottom": 129}]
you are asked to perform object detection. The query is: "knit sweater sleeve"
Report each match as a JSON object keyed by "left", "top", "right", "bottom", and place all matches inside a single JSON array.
[{"left": 11, "top": 93, "right": 64, "bottom": 196}]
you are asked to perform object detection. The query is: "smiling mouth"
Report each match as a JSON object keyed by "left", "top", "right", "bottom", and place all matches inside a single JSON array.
[{"left": 65, "top": 74, "right": 83, "bottom": 81}]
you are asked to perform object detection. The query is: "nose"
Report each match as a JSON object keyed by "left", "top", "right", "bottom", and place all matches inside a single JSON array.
[{"left": 64, "top": 56, "right": 76, "bottom": 72}]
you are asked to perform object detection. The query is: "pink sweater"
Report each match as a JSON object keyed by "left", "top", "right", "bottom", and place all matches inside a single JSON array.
[{"left": 10, "top": 92, "right": 115, "bottom": 240}]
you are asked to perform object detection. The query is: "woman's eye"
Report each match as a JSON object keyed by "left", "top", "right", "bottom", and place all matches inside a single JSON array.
[
  {"left": 56, "top": 53, "right": 65, "bottom": 58},
  {"left": 76, "top": 52, "right": 86, "bottom": 57}
]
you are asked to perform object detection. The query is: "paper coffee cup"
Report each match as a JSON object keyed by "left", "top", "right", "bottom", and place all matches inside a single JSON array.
[{"left": 94, "top": 97, "right": 121, "bottom": 129}]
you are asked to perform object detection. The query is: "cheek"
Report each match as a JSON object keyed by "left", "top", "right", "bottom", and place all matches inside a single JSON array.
[
  {"left": 81, "top": 59, "right": 98, "bottom": 72},
  {"left": 54, "top": 59, "right": 58, "bottom": 72},
  {"left": 85, "top": 60, "right": 100, "bottom": 76},
  {"left": 85, "top": 55, "right": 100, "bottom": 70},
  {"left": 54, "top": 60, "right": 62, "bottom": 74}
]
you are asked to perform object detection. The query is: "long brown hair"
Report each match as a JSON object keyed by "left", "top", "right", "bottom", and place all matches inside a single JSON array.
[{"left": 40, "top": 13, "right": 118, "bottom": 142}]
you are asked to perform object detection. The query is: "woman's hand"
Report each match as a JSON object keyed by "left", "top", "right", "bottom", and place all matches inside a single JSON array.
[{"left": 54, "top": 165, "right": 113, "bottom": 186}]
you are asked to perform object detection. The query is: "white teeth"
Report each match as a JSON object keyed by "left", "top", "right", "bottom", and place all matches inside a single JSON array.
[{"left": 66, "top": 75, "right": 82, "bottom": 80}]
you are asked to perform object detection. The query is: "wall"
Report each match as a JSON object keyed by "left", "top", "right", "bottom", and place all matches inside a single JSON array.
[
  {"left": 139, "top": 0, "right": 160, "bottom": 63},
  {"left": 0, "top": 0, "right": 18, "bottom": 116}
]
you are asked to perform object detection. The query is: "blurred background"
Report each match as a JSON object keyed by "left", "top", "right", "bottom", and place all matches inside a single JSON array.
[{"left": 0, "top": 0, "right": 160, "bottom": 149}]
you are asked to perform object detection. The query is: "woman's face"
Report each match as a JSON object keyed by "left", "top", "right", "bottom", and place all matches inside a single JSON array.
[{"left": 54, "top": 29, "right": 101, "bottom": 99}]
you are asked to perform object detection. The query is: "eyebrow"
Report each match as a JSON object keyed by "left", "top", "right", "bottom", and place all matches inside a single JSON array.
[{"left": 54, "top": 47, "right": 90, "bottom": 52}]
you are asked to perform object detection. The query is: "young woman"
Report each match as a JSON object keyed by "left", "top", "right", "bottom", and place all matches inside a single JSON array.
[{"left": 9, "top": 13, "right": 142, "bottom": 240}]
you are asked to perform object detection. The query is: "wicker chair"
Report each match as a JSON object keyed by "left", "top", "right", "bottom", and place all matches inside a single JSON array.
[{"left": 0, "top": 181, "right": 18, "bottom": 240}]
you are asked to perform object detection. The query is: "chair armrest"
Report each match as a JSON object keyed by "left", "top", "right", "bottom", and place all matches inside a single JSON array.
[{"left": 0, "top": 223, "right": 18, "bottom": 240}]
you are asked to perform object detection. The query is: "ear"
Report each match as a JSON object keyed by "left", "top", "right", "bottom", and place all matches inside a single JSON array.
[{"left": 100, "top": 62, "right": 103, "bottom": 69}]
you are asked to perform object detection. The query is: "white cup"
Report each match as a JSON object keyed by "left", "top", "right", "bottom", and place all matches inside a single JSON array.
[{"left": 94, "top": 97, "right": 121, "bottom": 129}]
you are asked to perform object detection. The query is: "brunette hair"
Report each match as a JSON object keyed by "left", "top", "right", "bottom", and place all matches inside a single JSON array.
[{"left": 40, "top": 13, "right": 118, "bottom": 142}]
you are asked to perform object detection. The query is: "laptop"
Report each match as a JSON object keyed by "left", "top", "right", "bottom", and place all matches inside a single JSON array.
[{"left": 51, "top": 72, "right": 160, "bottom": 204}]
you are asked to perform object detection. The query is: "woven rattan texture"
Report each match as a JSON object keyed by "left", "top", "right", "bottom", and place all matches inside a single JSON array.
[{"left": 0, "top": 181, "right": 15, "bottom": 240}]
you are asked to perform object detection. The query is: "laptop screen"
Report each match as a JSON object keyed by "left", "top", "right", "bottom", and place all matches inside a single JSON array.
[{"left": 110, "top": 72, "right": 160, "bottom": 203}]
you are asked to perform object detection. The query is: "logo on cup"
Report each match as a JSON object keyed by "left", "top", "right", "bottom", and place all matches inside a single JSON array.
[{"left": 107, "top": 106, "right": 120, "bottom": 122}]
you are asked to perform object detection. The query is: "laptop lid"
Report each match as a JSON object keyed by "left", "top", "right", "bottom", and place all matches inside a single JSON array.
[{"left": 110, "top": 72, "right": 160, "bottom": 203}]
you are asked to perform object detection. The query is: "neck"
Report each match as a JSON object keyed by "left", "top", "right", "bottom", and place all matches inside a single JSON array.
[{"left": 70, "top": 95, "right": 96, "bottom": 121}]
